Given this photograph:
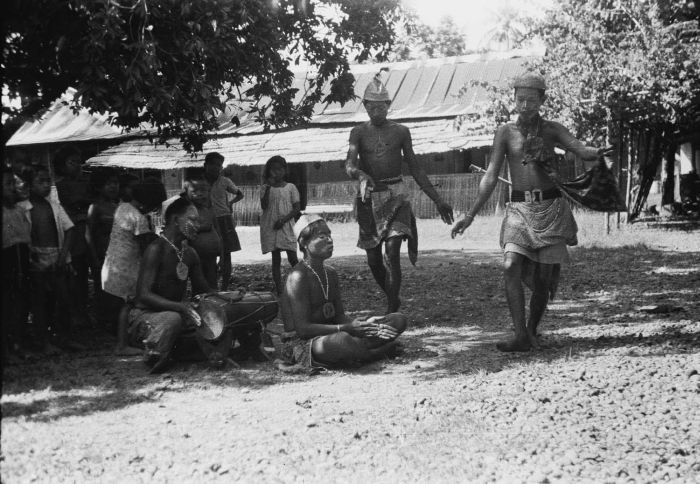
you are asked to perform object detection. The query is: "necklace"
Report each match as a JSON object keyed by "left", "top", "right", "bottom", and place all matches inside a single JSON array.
[
  {"left": 303, "top": 260, "right": 335, "bottom": 319},
  {"left": 160, "top": 234, "right": 188, "bottom": 281}
]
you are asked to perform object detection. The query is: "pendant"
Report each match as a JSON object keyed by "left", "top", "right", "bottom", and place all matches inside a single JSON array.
[
  {"left": 176, "top": 261, "right": 189, "bottom": 281},
  {"left": 322, "top": 301, "right": 335, "bottom": 319}
]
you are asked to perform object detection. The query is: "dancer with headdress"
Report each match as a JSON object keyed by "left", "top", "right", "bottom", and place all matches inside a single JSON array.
[{"left": 345, "top": 72, "right": 454, "bottom": 313}]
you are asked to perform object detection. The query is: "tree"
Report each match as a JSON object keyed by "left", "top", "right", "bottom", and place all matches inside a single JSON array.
[
  {"left": 2, "top": 0, "right": 403, "bottom": 151},
  {"left": 479, "top": 0, "right": 528, "bottom": 51},
  {"left": 389, "top": 12, "right": 467, "bottom": 61},
  {"left": 463, "top": 0, "right": 699, "bottom": 216}
]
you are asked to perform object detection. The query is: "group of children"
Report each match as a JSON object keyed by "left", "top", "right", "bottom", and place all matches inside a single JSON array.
[{"left": 2, "top": 149, "right": 302, "bottom": 364}]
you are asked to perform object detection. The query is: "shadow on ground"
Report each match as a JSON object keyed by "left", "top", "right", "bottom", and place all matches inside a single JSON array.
[{"left": 2, "top": 246, "right": 698, "bottom": 421}]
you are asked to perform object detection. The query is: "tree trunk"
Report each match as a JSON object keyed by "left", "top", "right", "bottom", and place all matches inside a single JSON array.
[{"left": 661, "top": 143, "right": 677, "bottom": 206}]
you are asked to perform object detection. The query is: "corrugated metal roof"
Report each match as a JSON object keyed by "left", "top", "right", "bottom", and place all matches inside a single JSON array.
[
  {"left": 87, "top": 119, "right": 493, "bottom": 170},
  {"left": 7, "top": 51, "right": 536, "bottom": 147}
]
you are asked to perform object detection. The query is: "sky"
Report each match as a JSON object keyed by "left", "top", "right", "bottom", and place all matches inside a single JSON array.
[{"left": 405, "top": 0, "right": 553, "bottom": 49}]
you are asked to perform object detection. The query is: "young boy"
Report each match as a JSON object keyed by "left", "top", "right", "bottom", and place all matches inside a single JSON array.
[
  {"left": 25, "top": 164, "right": 83, "bottom": 353},
  {"left": 2, "top": 166, "right": 31, "bottom": 363},
  {"left": 181, "top": 169, "right": 223, "bottom": 289},
  {"left": 203, "top": 152, "right": 243, "bottom": 290}
]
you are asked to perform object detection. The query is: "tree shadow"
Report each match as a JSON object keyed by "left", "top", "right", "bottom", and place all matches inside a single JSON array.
[{"left": 2, "top": 245, "right": 697, "bottom": 420}]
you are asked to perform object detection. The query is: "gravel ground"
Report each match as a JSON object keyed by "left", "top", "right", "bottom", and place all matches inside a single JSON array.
[{"left": 2, "top": 225, "right": 699, "bottom": 483}]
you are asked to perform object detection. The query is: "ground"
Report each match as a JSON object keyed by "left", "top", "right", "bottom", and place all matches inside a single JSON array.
[{"left": 2, "top": 216, "right": 699, "bottom": 483}]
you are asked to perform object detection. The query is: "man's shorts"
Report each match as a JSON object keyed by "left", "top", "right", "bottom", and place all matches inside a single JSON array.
[{"left": 217, "top": 215, "right": 241, "bottom": 253}]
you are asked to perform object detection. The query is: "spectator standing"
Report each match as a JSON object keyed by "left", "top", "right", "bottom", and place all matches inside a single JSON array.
[
  {"left": 2, "top": 166, "right": 31, "bottom": 363},
  {"left": 86, "top": 170, "right": 120, "bottom": 329},
  {"left": 260, "top": 155, "right": 300, "bottom": 294},
  {"left": 54, "top": 146, "right": 93, "bottom": 326},
  {"left": 101, "top": 180, "right": 165, "bottom": 316},
  {"left": 204, "top": 152, "right": 243, "bottom": 290},
  {"left": 182, "top": 169, "right": 222, "bottom": 289},
  {"left": 25, "top": 165, "right": 82, "bottom": 353}
]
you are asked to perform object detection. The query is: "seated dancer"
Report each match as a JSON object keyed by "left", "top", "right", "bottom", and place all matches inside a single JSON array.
[
  {"left": 280, "top": 214, "right": 407, "bottom": 369},
  {"left": 127, "top": 197, "right": 264, "bottom": 373},
  {"left": 451, "top": 72, "right": 614, "bottom": 352}
]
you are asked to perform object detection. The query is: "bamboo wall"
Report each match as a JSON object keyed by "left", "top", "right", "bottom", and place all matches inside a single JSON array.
[{"left": 225, "top": 173, "right": 505, "bottom": 226}]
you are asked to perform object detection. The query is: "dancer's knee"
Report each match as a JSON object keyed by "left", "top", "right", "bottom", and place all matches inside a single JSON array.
[{"left": 503, "top": 254, "right": 523, "bottom": 279}]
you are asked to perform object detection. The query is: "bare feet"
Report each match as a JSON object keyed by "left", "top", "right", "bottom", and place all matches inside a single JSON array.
[
  {"left": 496, "top": 337, "right": 531, "bottom": 353},
  {"left": 526, "top": 328, "right": 541, "bottom": 351}
]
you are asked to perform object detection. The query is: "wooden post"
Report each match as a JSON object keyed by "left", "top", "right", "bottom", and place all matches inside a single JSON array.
[{"left": 625, "top": 128, "right": 634, "bottom": 223}]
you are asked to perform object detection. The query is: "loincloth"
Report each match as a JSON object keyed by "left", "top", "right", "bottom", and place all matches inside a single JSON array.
[{"left": 355, "top": 181, "right": 418, "bottom": 264}]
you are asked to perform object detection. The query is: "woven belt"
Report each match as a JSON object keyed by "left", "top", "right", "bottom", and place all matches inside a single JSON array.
[
  {"left": 379, "top": 176, "right": 403, "bottom": 185},
  {"left": 509, "top": 187, "right": 561, "bottom": 202}
]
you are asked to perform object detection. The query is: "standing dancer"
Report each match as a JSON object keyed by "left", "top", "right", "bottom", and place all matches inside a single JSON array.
[
  {"left": 345, "top": 73, "right": 454, "bottom": 313},
  {"left": 451, "top": 72, "right": 613, "bottom": 352}
]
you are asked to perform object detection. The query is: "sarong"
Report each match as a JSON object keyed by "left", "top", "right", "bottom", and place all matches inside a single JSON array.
[
  {"left": 355, "top": 181, "right": 418, "bottom": 265},
  {"left": 500, "top": 197, "right": 578, "bottom": 299},
  {"left": 279, "top": 331, "right": 327, "bottom": 368}
]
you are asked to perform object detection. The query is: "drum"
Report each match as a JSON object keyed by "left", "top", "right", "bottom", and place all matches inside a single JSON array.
[{"left": 195, "top": 290, "right": 279, "bottom": 341}]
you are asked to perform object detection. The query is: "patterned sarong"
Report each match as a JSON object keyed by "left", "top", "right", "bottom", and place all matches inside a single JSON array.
[
  {"left": 500, "top": 198, "right": 578, "bottom": 299},
  {"left": 500, "top": 197, "right": 578, "bottom": 252},
  {"left": 355, "top": 181, "right": 418, "bottom": 265}
]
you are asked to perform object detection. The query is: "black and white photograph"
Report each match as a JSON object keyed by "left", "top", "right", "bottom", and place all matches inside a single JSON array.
[{"left": 2, "top": 0, "right": 699, "bottom": 481}]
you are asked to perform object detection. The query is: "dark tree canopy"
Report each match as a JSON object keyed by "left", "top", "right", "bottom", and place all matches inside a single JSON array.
[{"left": 3, "top": 0, "right": 403, "bottom": 151}]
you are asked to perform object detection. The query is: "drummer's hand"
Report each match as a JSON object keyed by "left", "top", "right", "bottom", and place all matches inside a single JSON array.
[
  {"left": 451, "top": 215, "right": 473, "bottom": 239},
  {"left": 180, "top": 303, "right": 202, "bottom": 327}
]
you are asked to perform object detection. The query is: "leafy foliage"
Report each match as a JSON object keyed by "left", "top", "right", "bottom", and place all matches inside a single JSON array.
[
  {"left": 3, "top": 0, "right": 403, "bottom": 151},
  {"left": 389, "top": 12, "right": 467, "bottom": 61},
  {"left": 466, "top": 0, "right": 700, "bottom": 146}
]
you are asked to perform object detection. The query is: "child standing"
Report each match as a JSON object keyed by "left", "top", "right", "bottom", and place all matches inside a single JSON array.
[
  {"left": 182, "top": 169, "right": 222, "bottom": 289},
  {"left": 260, "top": 156, "right": 300, "bottom": 294},
  {"left": 25, "top": 164, "right": 80, "bottom": 353},
  {"left": 204, "top": 152, "right": 243, "bottom": 290},
  {"left": 54, "top": 147, "right": 93, "bottom": 326},
  {"left": 2, "top": 166, "right": 31, "bottom": 363},
  {"left": 86, "top": 170, "right": 120, "bottom": 329}
]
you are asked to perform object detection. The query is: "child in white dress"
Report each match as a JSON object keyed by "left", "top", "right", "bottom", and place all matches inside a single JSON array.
[{"left": 260, "top": 156, "right": 300, "bottom": 294}]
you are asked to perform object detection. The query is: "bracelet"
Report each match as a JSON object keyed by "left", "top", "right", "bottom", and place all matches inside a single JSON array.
[
  {"left": 465, "top": 214, "right": 474, "bottom": 220},
  {"left": 337, "top": 324, "right": 341, "bottom": 333}
]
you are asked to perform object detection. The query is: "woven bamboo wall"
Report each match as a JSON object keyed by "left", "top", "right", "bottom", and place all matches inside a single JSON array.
[{"left": 226, "top": 173, "right": 505, "bottom": 226}]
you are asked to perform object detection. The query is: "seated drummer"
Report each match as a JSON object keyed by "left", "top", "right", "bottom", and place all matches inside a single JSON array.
[
  {"left": 128, "top": 197, "right": 260, "bottom": 373},
  {"left": 280, "top": 214, "right": 407, "bottom": 369}
]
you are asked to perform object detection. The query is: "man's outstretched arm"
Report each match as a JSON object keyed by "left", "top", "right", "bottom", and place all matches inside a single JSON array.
[
  {"left": 553, "top": 122, "right": 613, "bottom": 161},
  {"left": 451, "top": 126, "right": 507, "bottom": 237}
]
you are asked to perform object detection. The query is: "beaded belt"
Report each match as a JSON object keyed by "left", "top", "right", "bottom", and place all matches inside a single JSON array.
[{"left": 509, "top": 187, "right": 561, "bottom": 203}]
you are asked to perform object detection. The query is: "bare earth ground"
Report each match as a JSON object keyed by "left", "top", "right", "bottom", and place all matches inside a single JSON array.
[{"left": 2, "top": 216, "right": 699, "bottom": 483}]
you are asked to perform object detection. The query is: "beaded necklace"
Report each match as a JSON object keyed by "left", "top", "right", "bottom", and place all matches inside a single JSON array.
[
  {"left": 160, "top": 234, "right": 188, "bottom": 280},
  {"left": 303, "top": 260, "right": 335, "bottom": 319}
]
